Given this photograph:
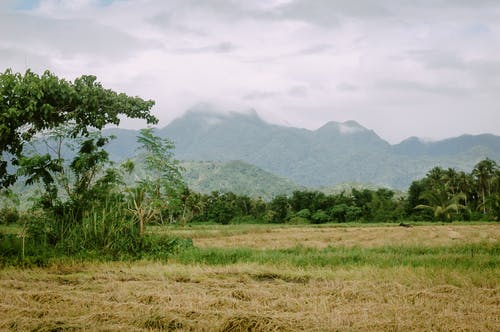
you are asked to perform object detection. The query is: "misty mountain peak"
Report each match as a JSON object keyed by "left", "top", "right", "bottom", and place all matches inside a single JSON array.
[
  {"left": 183, "top": 105, "right": 263, "bottom": 127},
  {"left": 317, "top": 120, "right": 368, "bottom": 135},
  {"left": 339, "top": 120, "right": 366, "bottom": 134},
  {"left": 106, "top": 108, "right": 500, "bottom": 189}
]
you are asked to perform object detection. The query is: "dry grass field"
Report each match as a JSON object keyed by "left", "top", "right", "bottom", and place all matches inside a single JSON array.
[
  {"left": 170, "top": 224, "right": 500, "bottom": 249},
  {"left": 1, "top": 223, "right": 499, "bottom": 331}
]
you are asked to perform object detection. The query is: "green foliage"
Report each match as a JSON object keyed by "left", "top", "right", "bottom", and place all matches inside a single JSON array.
[
  {"left": 329, "top": 204, "right": 349, "bottom": 223},
  {"left": 295, "top": 209, "right": 311, "bottom": 220},
  {"left": 0, "top": 69, "right": 197, "bottom": 266},
  {"left": 181, "top": 160, "right": 301, "bottom": 200},
  {"left": 230, "top": 215, "right": 264, "bottom": 224},
  {"left": 0, "top": 69, "right": 156, "bottom": 188},
  {"left": 134, "top": 128, "right": 185, "bottom": 225},
  {"left": 286, "top": 216, "right": 310, "bottom": 225},
  {"left": 406, "top": 160, "right": 499, "bottom": 221},
  {"left": 0, "top": 189, "right": 20, "bottom": 224},
  {"left": 416, "top": 189, "right": 466, "bottom": 222},
  {"left": 267, "top": 195, "right": 289, "bottom": 223},
  {"left": 1, "top": 199, "right": 194, "bottom": 266},
  {"left": 311, "top": 210, "right": 329, "bottom": 224},
  {"left": 0, "top": 207, "right": 19, "bottom": 224}
]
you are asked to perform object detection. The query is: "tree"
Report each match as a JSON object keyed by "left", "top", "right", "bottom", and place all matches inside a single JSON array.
[
  {"left": 415, "top": 187, "right": 466, "bottom": 222},
  {"left": 426, "top": 167, "right": 445, "bottom": 190},
  {"left": 133, "top": 128, "right": 185, "bottom": 227},
  {"left": 351, "top": 188, "right": 372, "bottom": 220},
  {"left": 472, "top": 159, "right": 498, "bottom": 214},
  {"left": 443, "top": 168, "right": 459, "bottom": 195},
  {"left": 0, "top": 69, "right": 156, "bottom": 187},
  {"left": 267, "top": 195, "right": 290, "bottom": 223}
]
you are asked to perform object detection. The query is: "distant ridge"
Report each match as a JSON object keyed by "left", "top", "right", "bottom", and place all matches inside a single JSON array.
[{"left": 104, "top": 108, "right": 500, "bottom": 189}]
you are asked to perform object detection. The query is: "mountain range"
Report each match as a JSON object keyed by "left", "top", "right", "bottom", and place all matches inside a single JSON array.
[{"left": 105, "top": 108, "right": 500, "bottom": 190}]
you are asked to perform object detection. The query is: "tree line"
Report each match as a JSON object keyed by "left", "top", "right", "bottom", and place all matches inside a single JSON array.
[{"left": 159, "top": 158, "right": 499, "bottom": 225}]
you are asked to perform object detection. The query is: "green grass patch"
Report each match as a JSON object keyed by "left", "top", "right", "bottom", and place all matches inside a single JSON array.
[{"left": 171, "top": 242, "right": 499, "bottom": 270}]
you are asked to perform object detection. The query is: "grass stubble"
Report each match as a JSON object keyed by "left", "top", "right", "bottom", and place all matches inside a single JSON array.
[{"left": 0, "top": 224, "right": 499, "bottom": 331}]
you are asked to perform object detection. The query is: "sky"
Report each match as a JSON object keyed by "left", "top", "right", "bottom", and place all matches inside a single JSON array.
[{"left": 1, "top": 0, "right": 499, "bottom": 144}]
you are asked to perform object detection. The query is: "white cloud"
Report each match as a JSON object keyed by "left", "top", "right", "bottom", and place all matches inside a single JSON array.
[{"left": 1, "top": 0, "right": 499, "bottom": 143}]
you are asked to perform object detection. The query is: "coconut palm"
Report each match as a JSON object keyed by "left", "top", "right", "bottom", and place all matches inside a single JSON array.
[
  {"left": 472, "top": 159, "right": 498, "bottom": 214},
  {"left": 416, "top": 186, "right": 466, "bottom": 221}
]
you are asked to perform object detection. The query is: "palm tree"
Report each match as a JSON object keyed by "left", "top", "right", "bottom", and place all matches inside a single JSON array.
[
  {"left": 443, "top": 167, "right": 459, "bottom": 196},
  {"left": 472, "top": 159, "right": 498, "bottom": 214},
  {"left": 456, "top": 171, "right": 473, "bottom": 208},
  {"left": 426, "top": 166, "right": 445, "bottom": 191},
  {"left": 416, "top": 186, "right": 466, "bottom": 221}
]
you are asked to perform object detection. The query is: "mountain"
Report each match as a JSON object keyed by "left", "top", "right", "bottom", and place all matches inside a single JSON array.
[
  {"left": 393, "top": 134, "right": 500, "bottom": 157},
  {"left": 104, "top": 108, "right": 500, "bottom": 189},
  {"left": 181, "top": 160, "right": 302, "bottom": 200}
]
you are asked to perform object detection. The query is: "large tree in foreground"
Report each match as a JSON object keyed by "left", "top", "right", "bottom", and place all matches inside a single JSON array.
[{"left": 0, "top": 69, "right": 157, "bottom": 187}]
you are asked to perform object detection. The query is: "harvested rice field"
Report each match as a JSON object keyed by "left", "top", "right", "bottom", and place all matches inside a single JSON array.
[
  {"left": 168, "top": 223, "right": 500, "bottom": 249},
  {"left": 1, "top": 223, "right": 499, "bottom": 331}
]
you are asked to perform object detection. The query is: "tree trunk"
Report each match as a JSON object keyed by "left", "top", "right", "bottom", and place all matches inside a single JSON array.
[{"left": 483, "top": 188, "right": 486, "bottom": 214}]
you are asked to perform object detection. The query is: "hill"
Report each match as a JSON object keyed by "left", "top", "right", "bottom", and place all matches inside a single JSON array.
[
  {"left": 181, "top": 160, "right": 302, "bottom": 200},
  {"left": 104, "top": 108, "right": 500, "bottom": 189}
]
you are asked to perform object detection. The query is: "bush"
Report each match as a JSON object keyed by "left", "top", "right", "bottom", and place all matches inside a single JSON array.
[
  {"left": 295, "top": 209, "right": 311, "bottom": 220},
  {"left": 287, "top": 216, "right": 310, "bottom": 225},
  {"left": 329, "top": 204, "right": 348, "bottom": 223},
  {"left": 230, "top": 215, "right": 263, "bottom": 224},
  {"left": 0, "top": 207, "right": 19, "bottom": 224},
  {"left": 346, "top": 206, "right": 362, "bottom": 222},
  {"left": 311, "top": 210, "right": 329, "bottom": 224}
]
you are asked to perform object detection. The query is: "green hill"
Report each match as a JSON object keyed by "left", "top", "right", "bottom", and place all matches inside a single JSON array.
[{"left": 181, "top": 160, "right": 302, "bottom": 200}]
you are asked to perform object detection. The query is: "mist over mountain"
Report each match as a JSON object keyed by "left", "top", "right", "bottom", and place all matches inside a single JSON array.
[{"left": 104, "top": 108, "right": 500, "bottom": 190}]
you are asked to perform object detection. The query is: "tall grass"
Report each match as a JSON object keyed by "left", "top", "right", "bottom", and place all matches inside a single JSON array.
[{"left": 0, "top": 197, "right": 192, "bottom": 266}]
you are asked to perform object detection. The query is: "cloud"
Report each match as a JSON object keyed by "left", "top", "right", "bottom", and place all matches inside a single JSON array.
[
  {"left": 244, "top": 91, "right": 280, "bottom": 100},
  {"left": 288, "top": 85, "right": 308, "bottom": 97},
  {"left": 295, "top": 43, "right": 334, "bottom": 56},
  {"left": 337, "top": 83, "right": 359, "bottom": 92},
  {"left": 174, "top": 42, "right": 238, "bottom": 54},
  {"left": 1, "top": 0, "right": 499, "bottom": 144},
  {"left": 275, "top": 0, "right": 393, "bottom": 27},
  {"left": 0, "top": 12, "right": 154, "bottom": 62}
]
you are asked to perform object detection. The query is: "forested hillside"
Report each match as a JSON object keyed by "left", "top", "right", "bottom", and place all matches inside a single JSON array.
[
  {"left": 104, "top": 108, "right": 500, "bottom": 189},
  {"left": 181, "top": 160, "right": 302, "bottom": 200}
]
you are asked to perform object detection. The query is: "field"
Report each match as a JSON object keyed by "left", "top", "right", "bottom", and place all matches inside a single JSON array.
[{"left": 1, "top": 223, "right": 499, "bottom": 331}]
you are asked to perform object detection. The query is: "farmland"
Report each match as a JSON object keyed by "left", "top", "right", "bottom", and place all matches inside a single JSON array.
[{"left": 1, "top": 223, "right": 499, "bottom": 331}]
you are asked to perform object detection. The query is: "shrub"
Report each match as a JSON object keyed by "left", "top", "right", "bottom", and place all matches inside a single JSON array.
[
  {"left": 295, "top": 209, "right": 311, "bottom": 220},
  {"left": 287, "top": 216, "right": 310, "bottom": 225},
  {"left": 230, "top": 215, "right": 261, "bottom": 224},
  {"left": 0, "top": 207, "right": 19, "bottom": 224},
  {"left": 311, "top": 210, "right": 329, "bottom": 224}
]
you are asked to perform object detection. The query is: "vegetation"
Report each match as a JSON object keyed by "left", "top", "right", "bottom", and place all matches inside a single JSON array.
[
  {"left": 0, "top": 69, "right": 156, "bottom": 187},
  {"left": 1, "top": 224, "right": 498, "bottom": 331},
  {"left": 0, "top": 70, "right": 189, "bottom": 265},
  {"left": 181, "top": 160, "right": 302, "bottom": 200},
  {"left": 136, "top": 159, "right": 497, "bottom": 225},
  {"left": 0, "top": 69, "right": 498, "bottom": 331}
]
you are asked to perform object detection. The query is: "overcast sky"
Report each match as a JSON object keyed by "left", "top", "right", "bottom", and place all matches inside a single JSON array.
[{"left": 1, "top": 0, "right": 499, "bottom": 143}]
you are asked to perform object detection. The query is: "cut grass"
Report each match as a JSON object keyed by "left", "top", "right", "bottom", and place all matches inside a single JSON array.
[
  {"left": 1, "top": 223, "right": 498, "bottom": 331},
  {"left": 0, "top": 262, "right": 498, "bottom": 331},
  {"left": 165, "top": 223, "right": 500, "bottom": 249}
]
